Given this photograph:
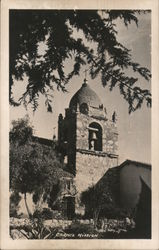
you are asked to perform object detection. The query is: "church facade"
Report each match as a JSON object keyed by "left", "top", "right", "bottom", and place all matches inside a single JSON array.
[
  {"left": 17, "top": 78, "right": 151, "bottom": 223},
  {"left": 58, "top": 79, "right": 118, "bottom": 217}
]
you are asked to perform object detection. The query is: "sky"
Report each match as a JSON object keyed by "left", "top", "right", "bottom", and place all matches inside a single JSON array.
[{"left": 10, "top": 11, "right": 151, "bottom": 164}]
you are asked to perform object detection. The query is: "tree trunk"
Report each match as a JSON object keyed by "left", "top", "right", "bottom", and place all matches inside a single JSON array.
[
  {"left": 93, "top": 208, "right": 100, "bottom": 229},
  {"left": 24, "top": 193, "right": 32, "bottom": 218}
]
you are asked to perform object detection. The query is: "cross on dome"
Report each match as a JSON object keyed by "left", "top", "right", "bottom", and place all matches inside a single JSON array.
[
  {"left": 84, "top": 68, "right": 89, "bottom": 79},
  {"left": 83, "top": 68, "right": 89, "bottom": 85}
]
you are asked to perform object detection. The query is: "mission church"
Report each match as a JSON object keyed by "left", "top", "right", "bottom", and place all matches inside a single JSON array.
[
  {"left": 57, "top": 77, "right": 118, "bottom": 217},
  {"left": 29, "top": 77, "right": 151, "bottom": 222},
  {"left": 51, "top": 77, "right": 151, "bottom": 220}
]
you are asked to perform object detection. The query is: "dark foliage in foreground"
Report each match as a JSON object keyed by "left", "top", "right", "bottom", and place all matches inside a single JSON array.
[{"left": 10, "top": 10, "right": 151, "bottom": 113}]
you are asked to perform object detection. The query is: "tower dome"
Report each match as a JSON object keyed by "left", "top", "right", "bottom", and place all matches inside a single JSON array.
[{"left": 69, "top": 79, "right": 102, "bottom": 109}]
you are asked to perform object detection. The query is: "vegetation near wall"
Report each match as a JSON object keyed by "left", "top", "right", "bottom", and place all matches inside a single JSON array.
[
  {"left": 9, "top": 116, "right": 151, "bottom": 239},
  {"left": 10, "top": 116, "right": 71, "bottom": 218}
]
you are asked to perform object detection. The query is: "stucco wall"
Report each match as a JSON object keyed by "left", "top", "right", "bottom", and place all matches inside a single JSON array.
[{"left": 120, "top": 164, "right": 151, "bottom": 209}]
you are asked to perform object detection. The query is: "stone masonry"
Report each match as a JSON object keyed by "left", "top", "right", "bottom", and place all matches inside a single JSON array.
[{"left": 58, "top": 79, "right": 118, "bottom": 216}]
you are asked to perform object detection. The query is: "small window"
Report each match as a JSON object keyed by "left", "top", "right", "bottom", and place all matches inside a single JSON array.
[
  {"left": 66, "top": 179, "right": 71, "bottom": 190},
  {"left": 80, "top": 103, "right": 89, "bottom": 114},
  {"left": 88, "top": 122, "right": 102, "bottom": 151}
]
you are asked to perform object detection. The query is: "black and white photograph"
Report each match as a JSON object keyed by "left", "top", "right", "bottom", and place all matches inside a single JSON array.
[
  {"left": 8, "top": 8, "right": 152, "bottom": 240},
  {"left": 1, "top": 1, "right": 159, "bottom": 248}
]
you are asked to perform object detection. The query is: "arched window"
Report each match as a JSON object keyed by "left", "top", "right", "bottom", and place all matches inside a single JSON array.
[
  {"left": 88, "top": 122, "right": 102, "bottom": 151},
  {"left": 80, "top": 103, "right": 89, "bottom": 115}
]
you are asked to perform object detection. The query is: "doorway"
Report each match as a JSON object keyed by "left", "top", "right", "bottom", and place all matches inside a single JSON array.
[{"left": 66, "top": 197, "right": 75, "bottom": 219}]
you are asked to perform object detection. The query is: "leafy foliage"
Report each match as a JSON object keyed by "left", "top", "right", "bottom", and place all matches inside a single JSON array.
[
  {"left": 81, "top": 167, "right": 134, "bottom": 223},
  {"left": 81, "top": 184, "right": 116, "bottom": 227},
  {"left": 10, "top": 116, "right": 71, "bottom": 216},
  {"left": 10, "top": 115, "right": 33, "bottom": 145},
  {"left": 10, "top": 191, "right": 22, "bottom": 217},
  {"left": 10, "top": 217, "right": 59, "bottom": 239},
  {"left": 33, "top": 208, "right": 54, "bottom": 220},
  {"left": 10, "top": 10, "right": 151, "bottom": 113}
]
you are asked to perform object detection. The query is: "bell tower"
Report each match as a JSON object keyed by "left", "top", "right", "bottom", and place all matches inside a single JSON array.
[{"left": 58, "top": 79, "right": 118, "bottom": 215}]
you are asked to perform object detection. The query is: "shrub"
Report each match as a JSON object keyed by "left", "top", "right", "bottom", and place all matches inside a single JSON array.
[
  {"left": 10, "top": 192, "right": 21, "bottom": 218},
  {"left": 33, "top": 208, "right": 54, "bottom": 220}
]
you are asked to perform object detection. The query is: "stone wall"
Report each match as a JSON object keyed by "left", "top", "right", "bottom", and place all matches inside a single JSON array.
[
  {"left": 58, "top": 105, "right": 118, "bottom": 216},
  {"left": 75, "top": 151, "right": 117, "bottom": 194},
  {"left": 76, "top": 112, "right": 118, "bottom": 155},
  {"left": 75, "top": 151, "right": 118, "bottom": 214}
]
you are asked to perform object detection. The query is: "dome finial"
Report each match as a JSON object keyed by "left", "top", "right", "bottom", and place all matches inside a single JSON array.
[
  {"left": 83, "top": 78, "right": 88, "bottom": 86},
  {"left": 83, "top": 68, "right": 89, "bottom": 86}
]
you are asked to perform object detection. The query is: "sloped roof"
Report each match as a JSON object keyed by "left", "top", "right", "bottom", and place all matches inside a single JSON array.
[
  {"left": 97, "top": 159, "right": 151, "bottom": 189},
  {"left": 119, "top": 159, "right": 151, "bottom": 170},
  {"left": 32, "top": 136, "right": 53, "bottom": 146}
]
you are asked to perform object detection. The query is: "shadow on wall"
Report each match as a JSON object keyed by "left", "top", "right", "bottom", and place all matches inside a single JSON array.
[
  {"left": 119, "top": 160, "right": 151, "bottom": 209},
  {"left": 133, "top": 177, "right": 151, "bottom": 238}
]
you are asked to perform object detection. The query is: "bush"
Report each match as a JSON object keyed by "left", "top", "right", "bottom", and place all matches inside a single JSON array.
[
  {"left": 52, "top": 210, "right": 64, "bottom": 220},
  {"left": 10, "top": 192, "right": 21, "bottom": 218},
  {"left": 42, "top": 208, "right": 54, "bottom": 219},
  {"left": 33, "top": 208, "right": 54, "bottom": 220},
  {"left": 74, "top": 213, "right": 85, "bottom": 220},
  {"left": 97, "top": 206, "right": 134, "bottom": 220}
]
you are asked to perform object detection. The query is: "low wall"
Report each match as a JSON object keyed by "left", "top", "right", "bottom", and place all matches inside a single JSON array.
[
  {"left": 10, "top": 217, "right": 134, "bottom": 231},
  {"left": 10, "top": 217, "right": 93, "bottom": 229}
]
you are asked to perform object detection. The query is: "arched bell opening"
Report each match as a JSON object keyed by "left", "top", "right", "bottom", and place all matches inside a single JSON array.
[{"left": 88, "top": 122, "right": 102, "bottom": 151}]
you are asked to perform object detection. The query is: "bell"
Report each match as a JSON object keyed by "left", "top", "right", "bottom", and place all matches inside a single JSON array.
[{"left": 92, "top": 132, "right": 97, "bottom": 140}]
